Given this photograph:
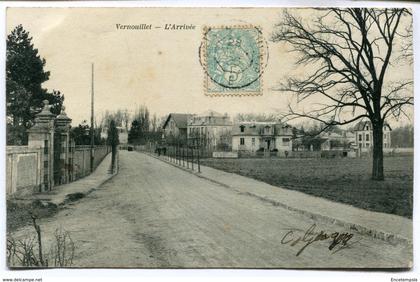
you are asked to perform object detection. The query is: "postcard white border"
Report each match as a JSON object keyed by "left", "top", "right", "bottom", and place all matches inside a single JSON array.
[{"left": 0, "top": 1, "right": 418, "bottom": 282}]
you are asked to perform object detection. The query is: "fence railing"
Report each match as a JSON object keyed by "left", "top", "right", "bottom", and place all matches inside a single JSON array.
[{"left": 134, "top": 144, "right": 203, "bottom": 173}]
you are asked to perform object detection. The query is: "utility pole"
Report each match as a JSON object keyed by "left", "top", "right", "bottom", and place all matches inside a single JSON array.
[{"left": 90, "top": 63, "right": 95, "bottom": 173}]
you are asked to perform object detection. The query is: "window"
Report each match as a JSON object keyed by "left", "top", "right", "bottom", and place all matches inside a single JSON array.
[
  {"left": 44, "top": 140, "right": 49, "bottom": 154},
  {"left": 365, "top": 125, "right": 369, "bottom": 130},
  {"left": 251, "top": 138, "right": 255, "bottom": 146},
  {"left": 366, "top": 134, "right": 370, "bottom": 141},
  {"left": 384, "top": 134, "right": 387, "bottom": 140},
  {"left": 359, "top": 134, "right": 362, "bottom": 141},
  {"left": 240, "top": 125, "right": 245, "bottom": 132},
  {"left": 282, "top": 138, "right": 290, "bottom": 146},
  {"left": 240, "top": 138, "right": 245, "bottom": 145},
  {"left": 264, "top": 126, "right": 271, "bottom": 134}
]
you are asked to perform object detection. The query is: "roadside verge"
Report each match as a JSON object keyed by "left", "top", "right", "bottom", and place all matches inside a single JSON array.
[{"left": 7, "top": 152, "right": 119, "bottom": 232}]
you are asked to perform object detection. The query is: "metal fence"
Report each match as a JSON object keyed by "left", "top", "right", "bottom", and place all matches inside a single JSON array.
[{"left": 134, "top": 144, "right": 203, "bottom": 173}]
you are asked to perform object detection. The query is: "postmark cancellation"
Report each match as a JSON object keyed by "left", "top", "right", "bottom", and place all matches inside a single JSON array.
[{"left": 200, "top": 25, "right": 267, "bottom": 97}]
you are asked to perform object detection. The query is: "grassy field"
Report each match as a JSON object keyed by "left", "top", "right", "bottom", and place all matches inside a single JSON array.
[{"left": 201, "top": 156, "right": 413, "bottom": 218}]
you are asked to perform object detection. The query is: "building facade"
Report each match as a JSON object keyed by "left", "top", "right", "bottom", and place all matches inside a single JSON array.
[
  {"left": 187, "top": 111, "right": 232, "bottom": 150},
  {"left": 231, "top": 122, "right": 293, "bottom": 154},
  {"left": 162, "top": 113, "right": 192, "bottom": 144},
  {"left": 320, "top": 131, "right": 355, "bottom": 151},
  {"left": 354, "top": 120, "right": 392, "bottom": 150}
]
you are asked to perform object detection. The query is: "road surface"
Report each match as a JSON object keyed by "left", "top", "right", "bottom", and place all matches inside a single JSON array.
[{"left": 11, "top": 151, "right": 412, "bottom": 268}]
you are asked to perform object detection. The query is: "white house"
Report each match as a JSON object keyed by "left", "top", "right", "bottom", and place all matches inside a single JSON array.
[
  {"left": 231, "top": 122, "right": 293, "bottom": 154},
  {"left": 353, "top": 120, "right": 392, "bottom": 151},
  {"left": 187, "top": 110, "right": 232, "bottom": 149}
]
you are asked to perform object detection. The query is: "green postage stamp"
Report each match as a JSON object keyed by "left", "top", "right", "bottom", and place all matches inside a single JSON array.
[{"left": 201, "top": 25, "right": 266, "bottom": 96}]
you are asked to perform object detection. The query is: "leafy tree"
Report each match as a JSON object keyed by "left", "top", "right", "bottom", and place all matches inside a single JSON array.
[
  {"left": 70, "top": 120, "right": 102, "bottom": 145},
  {"left": 128, "top": 120, "right": 141, "bottom": 144},
  {"left": 6, "top": 25, "right": 64, "bottom": 144},
  {"left": 128, "top": 106, "right": 162, "bottom": 145},
  {"left": 133, "top": 105, "right": 150, "bottom": 133},
  {"left": 272, "top": 8, "right": 413, "bottom": 180}
]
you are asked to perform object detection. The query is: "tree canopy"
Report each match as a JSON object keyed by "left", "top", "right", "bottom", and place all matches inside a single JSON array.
[{"left": 6, "top": 25, "right": 64, "bottom": 144}]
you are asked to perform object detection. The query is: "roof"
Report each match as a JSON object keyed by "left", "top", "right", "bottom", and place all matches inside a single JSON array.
[
  {"left": 198, "top": 110, "right": 224, "bottom": 117},
  {"left": 353, "top": 120, "right": 392, "bottom": 131},
  {"left": 162, "top": 113, "right": 192, "bottom": 129},
  {"left": 231, "top": 122, "right": 293, "bottom": 136},
  {"left": 319, "top": 132, "right": 344, "bottom": 140},
  {"left": 188, "top": 112, "right": 232, "bottom": 126}
]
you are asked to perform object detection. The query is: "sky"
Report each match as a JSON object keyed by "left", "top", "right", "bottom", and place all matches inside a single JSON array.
[{"left": 6, "top": 7, "right": 413, "bottom": 128}]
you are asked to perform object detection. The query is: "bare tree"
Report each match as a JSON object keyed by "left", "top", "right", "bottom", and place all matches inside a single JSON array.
[
  {"left": 272, "top": 8, "right": 413, "bottom": 180},
  {"left": 151, "top": 113, "right": 159, "bottom": 132},
  {"left": 234, "top": 113, "right": 280, "bottom": 122}
]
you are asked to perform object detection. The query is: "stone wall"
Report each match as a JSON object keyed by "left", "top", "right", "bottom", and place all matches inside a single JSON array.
[
  {"left": 72, "top": 145, "right": 110, "bottom": 181},
  {"left": 6, "top": 100, "right": 111, "bottom": 197},
  {"left": 6, "top": 145, "right": 110, "bottom": 197},
  {"left": 6, "top": 146, "right": 42, "bottom": 196}
]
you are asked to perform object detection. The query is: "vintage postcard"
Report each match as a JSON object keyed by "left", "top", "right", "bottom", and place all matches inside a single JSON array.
[{"left": 5, "top": 7, "right": 413, "bottom": 269}]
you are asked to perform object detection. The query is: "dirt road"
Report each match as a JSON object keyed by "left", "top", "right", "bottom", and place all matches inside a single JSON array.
[{"left": 11, "top": 151, "right": 411, "bottom": 268}]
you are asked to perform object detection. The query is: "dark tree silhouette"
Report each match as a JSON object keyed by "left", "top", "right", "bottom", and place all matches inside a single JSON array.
[
  {"left": 70, "top": 120, "right": 102, "bottom": 145},
  {"left": 107, "top": 120, "right": 119, "bottom": 171},
  {"left": 6, "top": 25, "right": 64, "bottom": 144},
  {"left": 272, "top": 8, "right": 413, "bottom": 180}
]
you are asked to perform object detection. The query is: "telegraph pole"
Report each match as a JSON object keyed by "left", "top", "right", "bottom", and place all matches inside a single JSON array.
[{"left": 90, "top": 63, "right": 95, "bottom": 173}]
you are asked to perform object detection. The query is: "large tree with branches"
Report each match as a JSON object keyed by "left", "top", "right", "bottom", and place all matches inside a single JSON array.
[{"left": 272, "top": 8, "right": 413, "bottom": 180}]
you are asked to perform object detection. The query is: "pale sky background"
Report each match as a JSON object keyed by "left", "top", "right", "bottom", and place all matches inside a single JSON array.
[{"left": 6, "top": 7, "right": 413, "bottom": 127}]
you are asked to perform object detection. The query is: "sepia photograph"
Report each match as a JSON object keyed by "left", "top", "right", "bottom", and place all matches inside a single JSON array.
[{"left": 3, "top": 6, "right": 415, "bottom": 270}]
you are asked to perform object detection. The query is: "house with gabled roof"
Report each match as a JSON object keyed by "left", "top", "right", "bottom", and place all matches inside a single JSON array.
[
  {"left": 353, "top": 120, "right": 392, "bottom": 150},
  {"left": 162, "top": 113, "right": 192, "bottom": 144}
]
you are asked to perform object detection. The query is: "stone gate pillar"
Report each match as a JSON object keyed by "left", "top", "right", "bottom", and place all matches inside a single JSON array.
[
  {"left": 55, "top": 107, "right": 72, "bottom": 185},
  {"left": 28, "top": 100, "right": 56, "bottom": 191}
]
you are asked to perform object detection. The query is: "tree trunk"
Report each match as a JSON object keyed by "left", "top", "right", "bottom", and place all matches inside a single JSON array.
[
  {"left": 111, "top": 145, "right": 116, "bottom": 173},
  {"left": 372, "top": 123, "right": 384, "bottom": 181}
]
